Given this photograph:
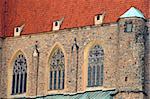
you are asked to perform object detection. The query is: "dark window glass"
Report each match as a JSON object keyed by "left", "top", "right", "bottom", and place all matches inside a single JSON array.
[
  {"left": 55, "top": 21, "right": 58, "bottom": 26},
  {"left": 49, "top": 71, "right": 53, "bottom": 90},
  {"left": 97, "top": 15, "right": 100, "bottom": 20},
  {"left": 88, "top": 66, "right": 91, "bottom": 86},
  {"left": 58, "top": 70, "right": 61, "bottom": 89},
  {"left": 16, "top": 28, "right": 19, "bottom": 32},
  {"left": 100, "top": 64, "right": 103, "bottom": 85},
  {"left": 54, "top": 71, "right": 57, "bottom": 89},
  {"left": 16, "top": 74, "right": 19, "bottom": 93},
  {"left": 12, "top": 75, "right": 15, "bottom": 94},
  {"left": 24, "top": 73, "right": 27, "bottom": 92},
  {"left": 96, "top": 66, "right": 100, "bottom": 85},
  {"left": 62, "top": 70, "right": 65, "bottom": 89},
  {"left": 20, "top": 74, "right": 23, "bottom": 93},
  {"left": 92, "top": 66, "right": 96, "bottom": 86}
]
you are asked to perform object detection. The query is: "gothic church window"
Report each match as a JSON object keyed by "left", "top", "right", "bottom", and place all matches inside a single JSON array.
[
  {"left": 12, "top": 54, "right": 27, "bottom": 95},
  {"left": 49, "top": 48, "right": 65, "bottom": 90},
  {"left": 88, "top": 45, "right": 104, "bottom": 87}
]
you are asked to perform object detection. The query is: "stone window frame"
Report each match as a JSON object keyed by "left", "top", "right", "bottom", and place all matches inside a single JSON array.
[
  {"left": 11, "top": 53, "right": 27, "bottom": 95},
  {"left": 87, "top": 45, "right": 104, "bottom": 87},
  {"left": 83, "top": 41, "right": 105, "bottom": 91},
  {"left": 8, "top": 51, "right": 27, "bottom": 98},
  {"left": 124, "top": 21, "right": 133, "bottom": 33},
  {"left": 49, "top": 48, "right": 65, "bottom": 90},
  {"left": 47, "top": 43, "right": 67, "bottom": 94}
]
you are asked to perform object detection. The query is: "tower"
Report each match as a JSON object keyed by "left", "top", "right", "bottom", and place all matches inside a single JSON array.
[{"left": 116, "top": 7, "right": 147, "bottom": 99}]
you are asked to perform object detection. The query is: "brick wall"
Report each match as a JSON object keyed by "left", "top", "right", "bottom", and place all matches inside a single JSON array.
[
  {"left": 0, "top": 38, "right": 5, "bottom": 97},
  {"left": 144, "top": 19, "right": 150, "bottom": 99},
  {"left": 0, "top": 18, "right": 148, "bottom": 99},
  {"left": 2, "top": 24, "right": 118, "bottom": 98}
]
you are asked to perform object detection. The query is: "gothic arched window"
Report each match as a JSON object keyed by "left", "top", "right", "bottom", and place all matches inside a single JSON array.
[
  {"left": 88, "top": 45, "right": 104, "bottom": 87},
  {"left": 49, "top": 48, "right": 65, "bottom": 90},
  {"left": 12, "top": 54, "right": 27, "bottom": 95}
]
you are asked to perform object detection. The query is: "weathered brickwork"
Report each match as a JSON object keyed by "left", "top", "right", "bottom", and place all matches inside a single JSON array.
[
  {"left": 116, "top": 18, "right": 147, "bottom": 99},
  {"left": 0, "top": 17, "right": 149, "bottom": 99},
  {"left": 144, "top": 20, "right": 150, "bottom": 99},
  {"left": 115, "top": 93, "right": 144, "bottom": 99},
  {"left": 1, "top": 24, "right": 117, "bottom": 98},
  {"left": 0, "top": 38, "right": 6, "bottom": 97}
]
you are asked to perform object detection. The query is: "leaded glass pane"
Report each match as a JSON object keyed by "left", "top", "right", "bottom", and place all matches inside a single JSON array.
[
  {"left": 62, "top": 70, "right": 65, "bottom": 89},
  {"left": 49, "top": 71, "right": 53, "bottom": 90},
  {"left": 54, "top": 71, "right": 57, "bottom": 89},
  {"left": 88, "top": 45, "right": 104, "bottom": 87},
  {"left": 12, "top": 54, "right": 27, "bottom": 95},
  {"left": 88, "top": 66, "right": 91, "bottom": 86},
  {"left": 49, "top": 48, "right": 65, "bottom": 90},
  {"left": 24, "top": 73, "right": 27, "bottom": 92}
]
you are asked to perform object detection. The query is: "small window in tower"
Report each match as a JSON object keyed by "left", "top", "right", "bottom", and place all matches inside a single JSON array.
[{"left": 124, "top": 21, "right": 133, "bottom": 33}]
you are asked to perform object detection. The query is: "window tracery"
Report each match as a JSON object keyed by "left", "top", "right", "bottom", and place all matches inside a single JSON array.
[
  {"left": 12, "top": 54, "right": 27, "bottom": 94},
  {"left": 88, "top": 45, "right": 104, "bottom": 87},
  {"left": 49, "top": 48, "right": 65, "bottom": 90}
]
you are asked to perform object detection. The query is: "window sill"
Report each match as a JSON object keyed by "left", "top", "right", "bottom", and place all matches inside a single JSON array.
[
  {"left": 47, "top": 89, "right": 65, "bottom": 95},
  {"left": 86, "top": 86, "right": 116, "bottom": 92},
  {"left": 10, "top": 93, "right": 26, "bottom": 98}
]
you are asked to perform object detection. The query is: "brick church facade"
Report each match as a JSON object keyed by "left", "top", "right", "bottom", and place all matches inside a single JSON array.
[{"left": 0, "top": 0, "right": 150, "bottom": 99}]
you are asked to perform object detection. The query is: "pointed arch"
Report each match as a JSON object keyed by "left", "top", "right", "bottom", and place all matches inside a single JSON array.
[
  {"left": 87, "top": 45, "right": 104, "bottom": 87},
  {"left": 83, "top": 40, "right": 104, "bottom": 90},
  {"left": 48, "top": 43, "right": 66, "bottom": 90},
  {"left": 11, "top": 50, "right": 27, "bottom": 95}
]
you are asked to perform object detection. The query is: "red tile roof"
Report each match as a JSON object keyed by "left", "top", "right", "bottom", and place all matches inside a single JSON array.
[
  {"left": 0, "top": 0, "right": 3, "bottom": 37},
  {"left": 1, "top": 0, "right": 149, "bottom": 37}
]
